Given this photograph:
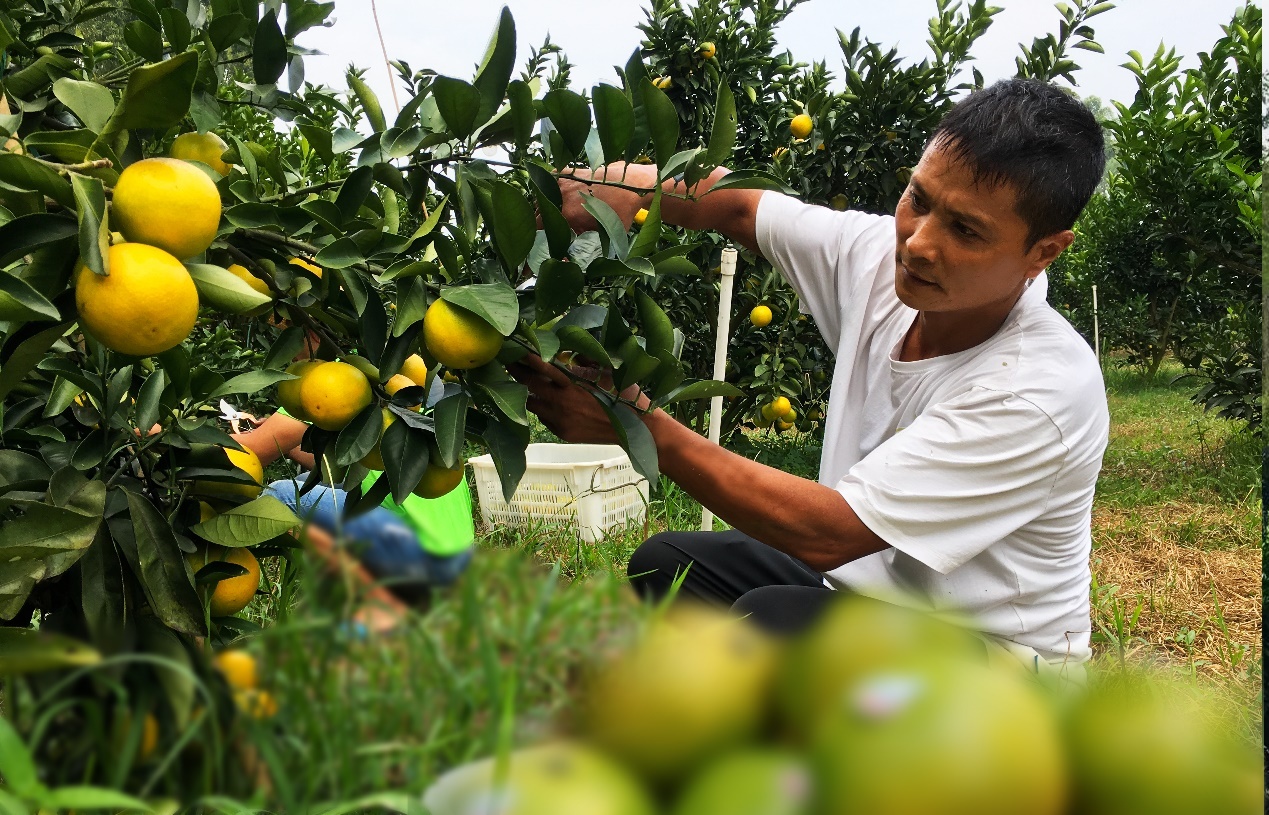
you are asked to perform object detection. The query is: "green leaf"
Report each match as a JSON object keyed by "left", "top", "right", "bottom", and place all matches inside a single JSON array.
[
  {"left": 592, "top": 84, "right": 635, "bottom": 166},
  {"left": 0, "top": 561, "right": 45, "bottom": 622},
  {"left": 542, "top": 88, "right": 592, "bottom": 159},
  {"left": 433, "top": 76, "right": 483, "bottom": 140},
  {"left": 634, "top": 288, "right": 675, "bottom": 359},
  {"left": 580, "top": 194, "right": 630, "bottom": 261},
  {"left": 489, "top": 180, "right": 537, "bottom": 273},
  {"left": 160, "top": 6, "right": 193, "bottom": 52},
  {"left": 393, "top": 277, "right": 427, "bottom": 337},
  {"left": 535, "top": 258, "right": 583, "bottom": 324},
  {"left": 208, "top": 12, "right": 249, "bottom": 51},
  {"left": 0, "top": 716, "right": 39, "bottom": 797},
  {"left": 439, "top": 283, "right": 519, "bottom": 335},
  {"left": 481, "top": 418, "right": 528, "bottom": 502},
  {"left": 604, "top": 401, "right": 658, "bottom": 485},
  {"left": 0, "top": 270, "right": 61, "bottom": 322},
  {"left": 0, "top": 502, "right": 98, "bottom": 570},
  {"left": 472, "top": 7, "right": 517, "bottom": 127},
  {"left": 334, "top": 164, "right": 375, "bottom": 224},
  {"left": 433, "top": 393, "right": 470, "bottom": 468},
  {"left": 640, "top": 79, "right": 681, "bottom": 170},
  {"left": 628, "top": 188, "right": 663, "bottom": 260},
  {"left": 407, "top": 195, "right": 448, "bottom": 243},
  {"left": 381, "top": 420, "right": 431, "bottom": 504},
  {"left": 52, "top": 78, "right": 115, "bottom": 133},
  {"left": 587, "top": 257, "right": 654, "bottom": 278},
  {"left": 0, "top": 629, "right": 101, "bottom": 675},
  {"left": 134, "top": 369, "right": 166, "bottom": 433},
  {"left": 507, "top": 79, "right": 536, "bottom": 152},
  {"left": 652, "top": 379, "right": 743, "bottom": 407},
  {"left": 705, "top": 170, "right": 795, "bottom": 195},
  {"left": 0, "top": 214, "right": 77, "bottom": 267},
  {"left": 0, "top": 153, "right": 74, "bottom": 207},
  {"left": 476, "top": 381, "right": 529, "bottom": 426},
  {"left": 123, "top": 20, "right": 163, "bottom": 62},
  {"left": 0, "top": 322, "right": 71, "bottom": 402},
  {"left": 653, "top": 255, "right": 700, "bottom": 277},
  {"left": 209, "top": 369, "right": 293, "bottom": 400},
  {"left": 191, "top": 496, "right": 300, "bottom": 547},
  {"left": 253, "top": 9, "right": 288, "bottom": 85},
  {"left": 705, "top": 81, "right": 737, "bottom": 167},
  {"left": 314, "top": 237, "right": 367, "bottom": 269},
  {"left": 186, "top": 263, "right": 273, "bottom": 314},
  {"left": 99, "top": 50, "right": 198, "bottom": 140},
  {"left": 70, "top": 173, "right": 109, "bottom": 277},
  {"left": 557, "top": 325, "right": 613, "bottom": 368},
  {"left": 334, "top": 403, "right": 383, "bottom": 467},
  {"left": 116, "top": 491, "right": 204, "bottom": 635}
]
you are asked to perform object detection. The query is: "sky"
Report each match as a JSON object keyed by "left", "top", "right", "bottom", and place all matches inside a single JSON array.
[{"left": 297, "top": 0, "right": 1252, "bottom": 117}]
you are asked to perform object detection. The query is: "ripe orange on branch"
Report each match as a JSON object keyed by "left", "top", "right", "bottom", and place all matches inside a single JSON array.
[
  {"left": 423, "top": 299, "right": 503, "bottom": 370},
  {"left": 75, "top": 243, "right": 199, "bottom": 357},
  {"left": 299, "top": 361, "right": 373, "bottom": 430},
  {"left": 187, "top": 545, "right": 261, "bottom": 617},
  {"left": 169, "top": 131, "right": 233, "bottom": 176},
  {"left": 790, "top": 113, "right": 813, "bottom": 139},
  {"left": 111, "top": 157, "right": 221, "bottom": 260}
]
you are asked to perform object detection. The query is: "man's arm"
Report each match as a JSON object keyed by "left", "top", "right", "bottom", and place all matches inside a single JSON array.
[
  {"left": 514, "top": 356, "right": 886, "bottom": 572},
  {"left": 232, "top": 413, "right": 314, "bottom": 469},
  {"left": 559, "top": 162, "right": 765, "bottom": 255}
]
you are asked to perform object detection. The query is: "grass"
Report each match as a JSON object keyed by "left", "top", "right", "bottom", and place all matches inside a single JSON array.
[{"left": 1086, "top": 359, "right": 1261, "bottom": 740}]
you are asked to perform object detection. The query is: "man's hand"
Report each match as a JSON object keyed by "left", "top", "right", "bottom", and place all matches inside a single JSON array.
[{"left": 509, "top": 354, "right": 650, "bottom": 444}]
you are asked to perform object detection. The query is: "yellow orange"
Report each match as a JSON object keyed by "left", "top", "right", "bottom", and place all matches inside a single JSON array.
[
  {"left": 278, "top": 360, "right": 321, "bottom": 421},
  {"left": 289, "top": 257, "right": 322, "bottom": 277},
  {"left": 423, "top": 299, "right": 503, "bottom": 370},
  {"left": 226, "top": 263, "right": 271, "bottom": 297},
  {"left": 298, "top": 361, "right": 373, "bottom": 430},
  {"left": 213, "top": 649, "right": 258, "bottom": 692},
  {"left": 75, "top": 243, "right": 198, "bottom": 356},
  {"left": 749, "top": 305, "right": 772, "bottom": 327},
  {"left": 111, "top": 157, "right": 221, "bottom": 259},
  {"left": 790, "top": 113, "right": 813, "bottom": 139},
  {"left": 412, "top": 461, "right": 465, "bottom": 498},
  {"left": 196, "top": 446, "right": 264, "bottom": 499},
  {"left": 398, "top": 353, "right": 429, "bottom": 386},
  {"left": 187, "top": 545, "right": 261, "bottom": 617},
  {"left": 169, "top": 131, "right": 233, "bottom": 176}
]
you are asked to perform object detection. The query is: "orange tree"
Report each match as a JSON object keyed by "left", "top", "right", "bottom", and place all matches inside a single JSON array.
[
  {"left": 0, "top": 0, "right": 752, "bottom": 796},
  {"left": 632, "top": 0, "right": 1111, "bottom": 439},
  {"left": 1048, "top": 4, "right": 1261, "bottom": 427}
]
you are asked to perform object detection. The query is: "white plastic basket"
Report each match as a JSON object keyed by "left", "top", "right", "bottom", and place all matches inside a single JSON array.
[{"left": 469, "top": 443, "right": 649, "bottom": 543}]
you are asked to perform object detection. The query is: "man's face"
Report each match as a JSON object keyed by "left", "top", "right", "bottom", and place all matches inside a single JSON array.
[{"left": 892, "top": 140, "right": 1068, "bottom": 315}]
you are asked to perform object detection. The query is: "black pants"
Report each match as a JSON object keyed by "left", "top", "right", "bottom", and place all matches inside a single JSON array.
[{"left": 626, "top": 530, "right": 837, "bottom": 635}]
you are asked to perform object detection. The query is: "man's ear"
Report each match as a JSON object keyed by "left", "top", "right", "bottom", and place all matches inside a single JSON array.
[{"left": 1025, "top": 229, "right": 1076, "bottom": 279}]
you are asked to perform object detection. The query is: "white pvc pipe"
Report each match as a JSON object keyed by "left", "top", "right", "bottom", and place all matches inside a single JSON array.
[
  {"left": 1092, "top": 284, "right": 1100, "bottom": 361},
  {"left": 701, "top": 246, "right": 738, "bottom": 532}
]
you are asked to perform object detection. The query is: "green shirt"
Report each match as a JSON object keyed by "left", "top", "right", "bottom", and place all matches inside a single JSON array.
[{"left": 275, "top": 408, "right": 474, "bottom": 556}]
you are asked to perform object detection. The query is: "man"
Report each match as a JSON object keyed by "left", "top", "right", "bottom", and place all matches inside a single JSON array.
[{"left": 514, "top": 79, "right": 1108, "bottom": 669}]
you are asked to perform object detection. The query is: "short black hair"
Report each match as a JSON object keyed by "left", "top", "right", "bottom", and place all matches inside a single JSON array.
[{"left": 929, "top": 78, "right": 1107, "bottom": 247}]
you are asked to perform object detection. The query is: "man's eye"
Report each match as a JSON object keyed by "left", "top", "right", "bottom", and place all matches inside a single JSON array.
[{"left": 955, "top": 223, "right": 978, "bottom": 238}]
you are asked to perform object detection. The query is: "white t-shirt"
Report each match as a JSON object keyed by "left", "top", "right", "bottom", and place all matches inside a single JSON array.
[{"left": 754, "top": 192, "right": 1109, "bottom": 664}]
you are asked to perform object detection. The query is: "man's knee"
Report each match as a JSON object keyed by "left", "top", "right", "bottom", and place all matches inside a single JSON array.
[{"left": 627, "top": 533, "right": 690, "bottom": 599}]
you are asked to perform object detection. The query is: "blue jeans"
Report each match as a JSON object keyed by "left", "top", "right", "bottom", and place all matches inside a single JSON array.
[{"left": 265, "top": 480, "right": 473, "bottom": 597}]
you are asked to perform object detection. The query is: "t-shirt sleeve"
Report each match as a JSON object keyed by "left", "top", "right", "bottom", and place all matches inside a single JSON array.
[
  {"left": 753, "top": 191, "right": 893, "bottom": 348},
  {"left": 836, "top": 387, "right": 1069, "bottom": 574}
]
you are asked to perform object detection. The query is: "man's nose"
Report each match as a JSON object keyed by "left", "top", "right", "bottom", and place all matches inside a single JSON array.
[{"left": 905, "top": 216, "right": 936, "bottom": 263}]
